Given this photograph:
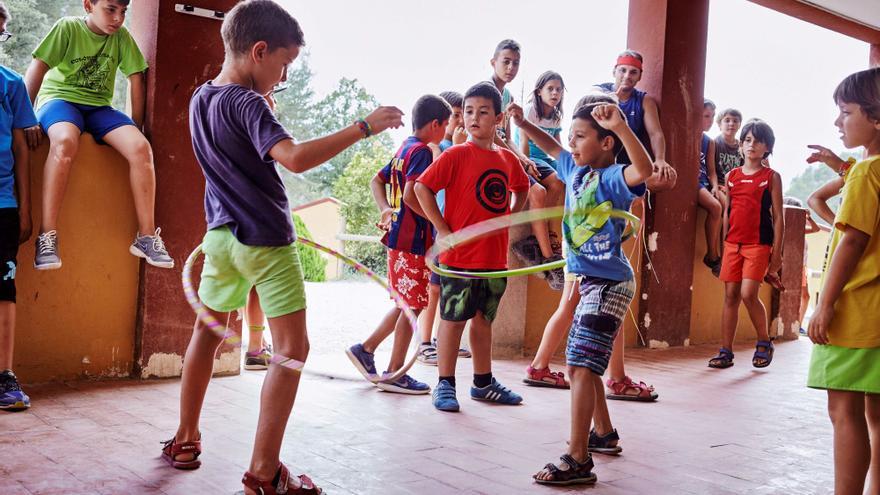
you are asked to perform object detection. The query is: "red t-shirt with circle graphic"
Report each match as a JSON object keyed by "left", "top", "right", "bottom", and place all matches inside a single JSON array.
[{"left": 417, "top": 142, "right": 530, "bottom": 270}]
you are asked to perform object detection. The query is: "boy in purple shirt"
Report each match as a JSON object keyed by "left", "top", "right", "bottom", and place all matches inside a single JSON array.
[{"left": 161, "top": 2, "right": 403, "bottom": 494}]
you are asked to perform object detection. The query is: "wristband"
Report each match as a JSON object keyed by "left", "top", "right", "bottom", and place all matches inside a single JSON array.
[
  {"left": 838, "top": 156, "right": 856, "bottom": 177},
  {"left": 355, "top": 119, "right": 372, "bottom": 138}
]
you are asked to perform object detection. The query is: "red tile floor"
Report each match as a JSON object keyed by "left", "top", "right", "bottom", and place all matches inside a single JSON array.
[{"left": 0, "top": 338, "right": 833, "bottom": 494}]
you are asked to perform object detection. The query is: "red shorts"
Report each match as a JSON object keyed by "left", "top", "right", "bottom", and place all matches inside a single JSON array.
[
  {"left": 720, "top": 241, "right": 771, "bottom": 283},
  {"left": 387, "top": 248, "right": 430, "bottom": 310}
]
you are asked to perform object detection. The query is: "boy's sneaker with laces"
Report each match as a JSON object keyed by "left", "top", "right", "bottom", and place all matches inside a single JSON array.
[
  {"left": 345, "top": 343, "right": 378, "bottom": 381},
  {"left": 34, "top": 230, "right": 61, "bottom": 270},
  {"left": 130, "top": 228, "right": 174, "bottom": 268},
  {"left": 543, "top": 254, "right": 565, "bottom": 291},
  {"left": 512, "top": 235, "right": 542, "bottom": 267},
  {"left": 470, "top": 378, "right": 523, "bottom": 405},
  {"left": 0, "top": 370, "right": 30, "bottom": 411},
  {"left": 377, "top": 374, "right": 430, "bottom": 395},
  {"left": 244, "top": 347, "right": 273, "bottom": 370},
  {"left": 432, "top": 379, "right": 460, "bottom": 412},
  {"left": 417, "top": 342, "right": 438, "bottom": 365}
]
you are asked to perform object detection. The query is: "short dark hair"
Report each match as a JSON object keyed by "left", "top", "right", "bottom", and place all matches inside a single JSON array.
[
  {"left": 464, "top": 82, "right": 503, "bottom": 115},
  {"left": 222, "top": 0, "right": 305, "bottom": 56},
  {"left": 783, "top": 196, "right": 804, "bottom": 207},
  {"left": 572, "top": 103, "right": 623, "bottom": 156},
  {"left": 704, "top": 99, "right": 716, "bottom": 110},
  {"left": 94, "top": 0, "right": 131, "bottom": 6},
  {"left": 0, "top": 2, "right": 9, "bottom": 21},
  {"left": 439, "top": 91, "right": 463, "bottom": 109},
  {"left": 716, "top": 108, "right": 742, "bottom": 124},
  {"left": 740, "top": 119, "right": 775, "bottom": 156},
  {"left": 575, "top": 92, "right": 617, "bottom": 111},
  {"left": 834, "top": 67, "right": 880, "bottom": 122},
  {"left": 412, "top": 95, "right": 452, "bottom": 131},
  {"left": 493, "top": 39, "right": 521, "bottom": 58}
]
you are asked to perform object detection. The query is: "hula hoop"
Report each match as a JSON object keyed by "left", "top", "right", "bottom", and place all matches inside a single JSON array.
[
  {"left": 181, "top": 238, "right": 420, "bottom": 384},
  {"left": 425, "top": 205, "right": 640, "bottom": 279}
]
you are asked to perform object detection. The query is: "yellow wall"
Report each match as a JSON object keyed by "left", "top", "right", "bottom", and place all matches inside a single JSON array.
[
  {"left": 295, "top": 199, "right": 343, "bottom": 280},
  {"left": 805, "top": 229, "right": 831, "bottom": 309},
  {"left": 15, "top": 135, "right": 139, "bottom": 382}
]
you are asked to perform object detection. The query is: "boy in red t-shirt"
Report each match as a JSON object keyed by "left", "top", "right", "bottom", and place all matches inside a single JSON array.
[
  {"left": 710, "top": 119, "right": 784, "bottom": 370},
  {"left": 415, "top": 82, "right": 530, "bottom": 412}
]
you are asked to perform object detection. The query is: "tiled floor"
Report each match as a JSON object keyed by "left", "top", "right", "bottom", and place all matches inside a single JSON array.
[{"left": 1, "top": 336, "right": 833, "bottom": 494}]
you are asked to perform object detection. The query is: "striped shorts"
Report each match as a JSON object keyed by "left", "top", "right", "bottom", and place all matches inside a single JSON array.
[{"left": 566, "top": 276, "right": 636, "bottom": 375}]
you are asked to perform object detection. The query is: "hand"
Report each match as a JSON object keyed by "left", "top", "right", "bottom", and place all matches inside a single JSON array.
[
  {"left": 507, "top": 102, "right": 524, "bottom": 126},
  {"left": 364, "top": 106, "right": 405, "bottom": 135},
  {"left": 767, "top": 256, "right": 782, "bottom": 276},
  {"left": 435, "top": 228, "right": 454, "bottom": 251},
  {"left": 806, "top": 144, "right": 846, "bottom": 171},
  {"left": 427, "top": 142, "right": 441, "bottom": 157},
  {"left": 807, "top": 303, "right": 833, "bottom": 345},
  {"left": 18, "top": 210, "right": 32, "bottom": 244},
  {"left": 591, "top": 103, "right": 626, "bottom": 132},
  {"left": 264, "top": 92, "right": 277, "bottom": 113},
  {"left": 654, "top": 159, "right": 677, "bottom": 180},
  {"left": 25, "top": 125, "right": 43, "bottom": 149},
  {"left": 521, "top": 157, "right": 540, "bottom": 179},
  {"left": 713, "top": 186, "right": 727, "bottom": 204},
  {"left": 376, "top": 207, "right": 394, "bottom": 231},
  {"left": 452, "top": 126, "right": 467, "bottom": 145}
]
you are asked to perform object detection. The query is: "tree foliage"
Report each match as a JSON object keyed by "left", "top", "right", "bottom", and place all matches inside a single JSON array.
[
  {"left": 293, "top": 214, "right": 327, "bottom": 282},
  {"left": 784, "top": 150, "right": 858, "bottom": 223}
]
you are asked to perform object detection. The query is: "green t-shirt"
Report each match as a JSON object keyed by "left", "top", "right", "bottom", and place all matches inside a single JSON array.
[{"left": 33, "top": 17, "right": 148, "bottom": 109}]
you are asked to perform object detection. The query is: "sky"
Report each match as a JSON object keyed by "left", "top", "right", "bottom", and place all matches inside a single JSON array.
[{"left": 278, "top": 0, "right": 869, "bottom": 190}]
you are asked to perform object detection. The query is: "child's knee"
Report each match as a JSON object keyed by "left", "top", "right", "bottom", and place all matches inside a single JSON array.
[
  {"left": 547, "top": 177, "right": 564, "bottom": 195},
  {"left": 530, "top": 183, "right": 546, "bottom": 202},
  {"left": 828, "top": 391, "right": 865, "bottom": 424},
  {"left": 708, "top": 199, "right": 722, "bottom": 217},
  {"left": 128, "top": 139, "right": 155, "bottom": 166},
  {"left": 49, "top": 137, "right": 78, "bottom": 164}
]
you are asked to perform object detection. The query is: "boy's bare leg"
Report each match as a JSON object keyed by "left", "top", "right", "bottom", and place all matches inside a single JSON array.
[
  {"left": 528, "top": 183, "right": 554, "bottom": 259},
  {"left": 468, "top": 312, "right": 493, "bottom": 376},
  {"left": 40, "top": 123, "right": 81, "bottom": 233},
  {"left": 0, "top": 302, "right": 13, "bottom": 370},
  {"left": 247, "top": 309, "right": 309, "bottom": 483},
  {"left": 592, "top": 372, "right": 614, "bottom": 435},
  {"left": 567, "top": 367, "right": 595, "bottom": 460},
  {"left": 363, "top": 307, "right": 401, "bottom": 353},
  {"left": 721, "top": 282, "right": 742, "bottom": 350},
  {"left": 387, "top": 309, "right": 421, "bottom": 371},
  {"left": 828, "top": 390, "right": 871, "bottom": 495},
  {"left": 530, "top": 280, "right": 579, "bottom": 370},
  {"left": 740, "top": 279, "right": 769, "bottom": 342},
  {"left": 866, "top": 393, "right": 880, "bottom": 495},
  {"left": 419, "top": 284, "right": 440, "bottom": 344},
  {"left": 174, "top": 308, "right": 231, "bottom": 458},
  {"left": 437, "top": 319, "right": 466, "bottom": 378},
  {"left": 697, "top": 188, "right": 722, "bottom": 259},
  {"left": 101, "top": 126, "right": 156, "bottom": 236},
  {"left": 246, "top": 287, "right": 266, "bottom": 353},
  {"left": 607, "top": 329, "right": 626, "bottom": 381}
]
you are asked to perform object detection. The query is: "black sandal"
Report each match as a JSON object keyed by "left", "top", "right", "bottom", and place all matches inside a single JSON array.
[
  {"left": 708, "top": 348, "right": 734, "bottom": 369},
  {"left": 589, "top": 428, "right": 622, "bottom": 455},
  {"left": 533, "top": 453, "right": 597, "bottom": 486},
  {"left": 752, "top": 340, "right": 774, "bottom": 368}
]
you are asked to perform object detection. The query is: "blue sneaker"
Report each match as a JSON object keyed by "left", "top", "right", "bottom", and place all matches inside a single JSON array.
[
  {"left": 345, "top": 343, "right": 378, "bottom": 381},
  {"left": 377, "top": 374, "right": 430, "bottom": 395},
  {"left": 432, "top": 380, "right": 460, "bottom": 412},
  {"left": 129, "top": 228, "right": 174, "bottom": 269},
  {"left": 0, "top": 370, "right": 30, "bottom": 411},
  {"left": 471, "top": 378, "right": 523, "bottom": 405}
]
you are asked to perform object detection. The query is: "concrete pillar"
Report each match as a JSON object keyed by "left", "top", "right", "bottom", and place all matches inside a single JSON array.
[
  {"left": 774, "top": 208, "right": 807, "bottom": 340},
  {"left": 129, "top": 1, "right": 241, "bottom": 378},
  {"left": 627, "top": 0, "right": 709, "bottom": 346}
]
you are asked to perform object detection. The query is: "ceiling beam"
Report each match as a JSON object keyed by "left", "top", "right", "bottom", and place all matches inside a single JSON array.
[{"left": 748, "top": 0, "right": 880, "bottom": 44}]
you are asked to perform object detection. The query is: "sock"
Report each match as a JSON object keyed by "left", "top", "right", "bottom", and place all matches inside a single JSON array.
[
  {"left": 473, "top": 372, "right": 493, "bottom": 388},
  {"left": 439, "top": 376, "right": 456, "bottom": 388}
]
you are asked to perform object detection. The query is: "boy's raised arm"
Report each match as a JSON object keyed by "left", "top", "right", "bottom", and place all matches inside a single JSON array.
[
  {"left": 591, "top": 104, "right": 651, "bottom": 187},
  {"left": 807, "top": 176, "right": 844, "bottom": 226},
  {"left": 508, "top": 103, "right": 563, "bottom": 159}
]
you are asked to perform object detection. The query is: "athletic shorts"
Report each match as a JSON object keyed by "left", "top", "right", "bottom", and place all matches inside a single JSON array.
[
  {"left": 387, "top": 248, "right": 430, "bottom": 310},
  {"left": 719, "top": 241, "right": 771, "bottom": 283},
  {"left": 566, "top": 276, "right": 636, "bottom": 375},
  {"left": 198, "top": 226, "right": 306, "bottom": 318},
  {"left": 439, "top": 267, "right": 507, "bottom": 322},
  {"left": 37, "top": 100, "right": 135, "bottom": 144},
  {"left": 0, "top": 208, "right": 19, "bottom": 303},
  {"left": 528, "top": 158, "right": 559, "bottom": 185}
]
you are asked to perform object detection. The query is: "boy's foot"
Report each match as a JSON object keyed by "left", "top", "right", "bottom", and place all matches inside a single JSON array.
[
  {"left": 130, "top": 228, "right": 174, "bottom": 268},
  {"left": 160, "top": 435, "right": 202, "bottom": 470},
  {"left": 244, "top": 348, "right": 273, "bottom": 370},
  {"left": 589, "top": 428, "right": 623, "bottom": 455},
  {"left": 512, "top": 235, "right": 542, "bottom": 267},
  {"left": 543, "top": 254, "right": 565, "bottom": 291},
  {"left": 376, "top": 374, "right": 430, "bottom": 395},
  {"left": 470, "top": 378, "right": 523, "bottom": 405},
  {"left": 533, "top": 453, "right": 597, "bottom": 486},
  {"left": 605, "top": 376, "right": 658, "bottom": 402},
  {"left": 523, "top": 365, "right": 569, "bottom": 389},
  {"left": 240, "top": 463, "right": 322, "bottom": 495},
  {"left": 345, "top": 343, "right": 378, "bottom": 381},
  {"left": 34, "top": 231, "right": 61, "bottom": 270},
  {"left": 0, "top": 370, "right": 30, "bottom": 411},
  {"left": 417, "top": 342, "right": 438, "bottom": 365},
  {"left": 702, "top": 254, "right": 721, "bottom": 278},
  {"left": 432, "top": 379, "right": 460, "bottom": 412}
]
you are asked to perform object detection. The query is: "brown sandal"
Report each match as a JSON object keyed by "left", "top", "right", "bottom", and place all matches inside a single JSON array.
[
  {"left": 160, "top": 435, "right": 202, "bottom": 470},
  {"left": 241, "top": 463, "right": 322, "bottom": 495}
]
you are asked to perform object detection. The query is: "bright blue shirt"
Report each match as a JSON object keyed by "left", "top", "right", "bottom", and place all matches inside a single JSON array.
[
  {"left": 0, "top": 66, "right": 39, "bottom": 209},
  {"left": 435, "top": 139, "right": 454, "bottom": 212},
  {"left": 556, "top": 150, "right": 645, "bottom": 281}
]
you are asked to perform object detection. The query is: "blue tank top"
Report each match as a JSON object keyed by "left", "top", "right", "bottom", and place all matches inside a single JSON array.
[
  {"left": 596, "top": 82, "right": 652, "bottom": 164},
  {"left": 698, "top": 133, "right": 710, "bottom": 185}
]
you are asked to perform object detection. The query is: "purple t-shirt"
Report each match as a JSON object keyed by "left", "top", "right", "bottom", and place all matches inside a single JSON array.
[{"left": 189, "top": 82, "right": 294, "bottom": 246}]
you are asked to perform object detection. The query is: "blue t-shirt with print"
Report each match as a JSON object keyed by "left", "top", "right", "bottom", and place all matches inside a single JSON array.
[
  {"left": 556, "top": 150, "right": 645, "bottom": 281},
  {"left": 0, "top": 66, "right": 39, "bottom": 209}
]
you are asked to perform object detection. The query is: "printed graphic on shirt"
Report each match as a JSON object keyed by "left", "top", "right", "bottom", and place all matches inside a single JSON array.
[
  {"left": 72, "top": 52, "right": 112, "bottom": 92},
  {"left": 564, "top": 168, "right": 615, "bottom": 258},
  {"left": 476, "top": 169, "right": 509, "bottom": 214}
]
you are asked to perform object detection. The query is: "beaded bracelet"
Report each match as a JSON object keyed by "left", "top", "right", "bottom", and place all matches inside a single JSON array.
[{"left": 355, "top": 119, "right": 372, "bottom": 138}]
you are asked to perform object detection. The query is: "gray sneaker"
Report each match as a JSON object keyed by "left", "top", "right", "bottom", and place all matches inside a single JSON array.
[
  {"left": 544, "top": 255, "right": 565, "bottom": 291},
  {"left": 512, "top": 235, "right": 542, "bottom": 266},
  {"left": 34, "top": 231, "right": 62, "bottom": 270},
  {"left": 130, "top": 228, "right": 174, "bottom": 268}
]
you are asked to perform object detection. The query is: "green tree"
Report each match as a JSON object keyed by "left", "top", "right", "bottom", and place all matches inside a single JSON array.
[
  {"left": 784, "top": 150, "right": 858, "bottom": 223},
  {"left": 332, "top": 141, "right": 393, "bottom": 275},
  {"left": 293, "top": 214, "right": 327, "bottom": 282},
  {"left": 1, "top": 0, "right": 50, "bottom": 75}
]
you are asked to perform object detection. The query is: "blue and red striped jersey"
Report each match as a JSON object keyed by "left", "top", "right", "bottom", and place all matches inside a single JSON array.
[{"left": 376, "top": 136, "right": 434, "bottom": 255}]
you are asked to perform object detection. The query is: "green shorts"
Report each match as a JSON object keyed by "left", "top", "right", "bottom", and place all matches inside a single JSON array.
[
  {"left": 198, "top": 227, "right": 306, "bottom": 318},
  {"left": 807, "top": 344, "right": 880, "bottom": 394},
  {"left": 439, "top": 266, "right": 507, "bottom": 322}
]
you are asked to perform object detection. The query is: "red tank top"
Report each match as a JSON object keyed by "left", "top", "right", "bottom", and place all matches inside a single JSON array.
[{"left": 726, "top": 166, "right": 774, "bottom": 245}]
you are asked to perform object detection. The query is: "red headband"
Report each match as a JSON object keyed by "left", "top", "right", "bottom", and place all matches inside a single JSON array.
[{"left": 616, "top": 55, "right": 643, "bottom": 70}]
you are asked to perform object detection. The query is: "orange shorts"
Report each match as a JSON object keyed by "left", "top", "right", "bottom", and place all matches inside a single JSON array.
[
  {"left": 387, "top": 248, "right": 430, "bottom": 310},
  {"left": 719, "top": 242, "right": 771, "bottom": 283}
]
